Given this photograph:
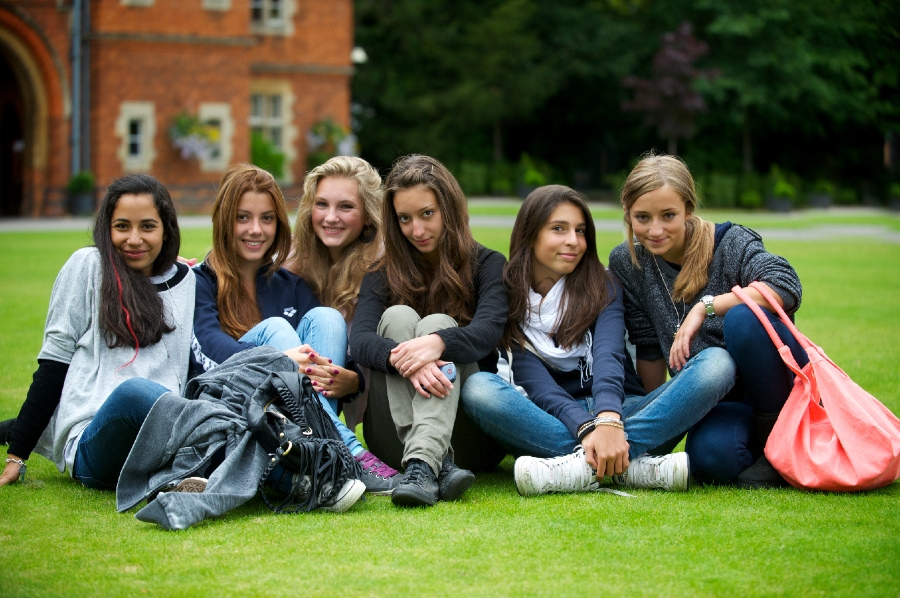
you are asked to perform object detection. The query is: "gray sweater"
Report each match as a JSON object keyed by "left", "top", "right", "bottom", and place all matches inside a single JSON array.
[
  {"left": 608, "top": 224, "right": 802, "bottom": 375},
  {"left": 34, "top": 248, "right": 195, "bottom": 473}
]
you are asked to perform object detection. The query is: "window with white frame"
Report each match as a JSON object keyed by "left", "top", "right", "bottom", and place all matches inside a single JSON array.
[
  {"left": 116, "top": 102, "right": 156, "bottom": 172},
  {"left": 198, "top": 102, "right": 234, "bottom": 172},
  {"left": 249, "top": 81, "right": 296, "bottom": 182},
  {"left": 250, "top": 93, "right": 284, "bottom": 149},
  {"left": 250, "top": 0, "right": 295, "bottom": 34}
]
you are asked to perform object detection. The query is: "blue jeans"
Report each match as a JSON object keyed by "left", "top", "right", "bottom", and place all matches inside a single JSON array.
[
  {"left": 73, "top": 378, "right": 169, "bottom": 490},
  {"left": 461, "top": 347, "right": 736, "bottom": 460},
  {"left": 239, "top": 307, "right": 363, "bottom": 455},
  {"left": 685, "top": 304, "right": 810, "bottom": 484}
]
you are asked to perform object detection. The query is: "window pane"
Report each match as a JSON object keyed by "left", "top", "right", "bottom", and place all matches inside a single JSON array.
[
  {"left": 269, "top": 95, "right": 281, "bottom": 119},
  {"left": 269, "top": 127, "right": 282, "bottom": 149},
  {"left": 128, "top": 119, "right": 142, "bottom": 157},
  {"left": 250, "top": 94, "right": 263, "bottom": 118}
]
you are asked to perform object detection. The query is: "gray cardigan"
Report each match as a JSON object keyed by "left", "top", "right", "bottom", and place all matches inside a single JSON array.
[
  {"left": 117, "top": 347, "right": 297, "bottom": 530},
  {"left": 608, "top": 224, "right": 802, "bottom": 374}
]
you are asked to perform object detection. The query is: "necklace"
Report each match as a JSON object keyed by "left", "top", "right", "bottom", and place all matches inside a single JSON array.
[{"left": 651, "top": 257, "right": 686, "bottom": 339}]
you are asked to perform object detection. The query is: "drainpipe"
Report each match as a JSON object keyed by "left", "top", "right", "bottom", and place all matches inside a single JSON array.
[
  {"left": 70, "top": 0, "right": 81, "bottom": 175},
  {"left": 70, "top": 0, "right": 91, "bottom": 176},
  {"left": 80, "top": 0, "right": 91, "bottom": 174}
]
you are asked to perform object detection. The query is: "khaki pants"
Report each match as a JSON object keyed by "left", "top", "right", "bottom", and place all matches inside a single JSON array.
[{"left": 363, "top": 305, "right": 504, "bottom": 474}]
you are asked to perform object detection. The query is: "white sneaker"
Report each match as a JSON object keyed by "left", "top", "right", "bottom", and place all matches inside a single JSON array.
[
  {"left": 514, "top": 447, "right": 599, "bottom": 496},
  {"left": 319, "top": 479, "right": 366, "bottom": 513},
  {"left": 612, "top": 453, "right": 690, "bottom": 492}
]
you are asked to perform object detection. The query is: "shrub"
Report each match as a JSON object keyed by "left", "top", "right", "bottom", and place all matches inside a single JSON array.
[
  {"left": 66, "top": 171, "right": 95, "bottom": 195},
  {"left": 456, "top": 161, "right": 489, "bottom": 196},
  {"left": 250, "top": 132, "right": 285, "bottom": 179}
]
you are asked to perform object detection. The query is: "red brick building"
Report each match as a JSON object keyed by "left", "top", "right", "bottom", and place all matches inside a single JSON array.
[{"left": 0, "top": 0, "right": 354, "bottom": 216}]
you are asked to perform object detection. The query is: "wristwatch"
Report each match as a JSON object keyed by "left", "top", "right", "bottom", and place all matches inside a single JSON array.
[{"left": 701, "top": 295, "right": 716, "bottom": 318}]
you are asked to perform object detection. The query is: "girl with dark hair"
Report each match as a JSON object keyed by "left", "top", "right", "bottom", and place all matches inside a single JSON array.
[
  {"left": 0, "top": 174, "right": 195, "bottom": 489},
  {"left": 462, "top": 185, "right": 733, "bottom": 495},
  {"left": 350, "top": 154, "right": 507, "bottom": 507},
  {"left": 191, "top": 163, "right": 390, "bottom": 497},
  {"left": 609, "top": 154, "right": 805, "bottom": 487}
]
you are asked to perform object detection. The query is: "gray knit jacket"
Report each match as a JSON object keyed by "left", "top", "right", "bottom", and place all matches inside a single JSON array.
[{"left": 608, "top": 224, "right": 802, "bottom": 375}]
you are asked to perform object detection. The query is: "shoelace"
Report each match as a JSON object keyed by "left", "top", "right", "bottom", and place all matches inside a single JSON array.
[
  {"left": 545, "top": 453, "right": 596, "bottom": 492},
  {"left": 356, "top": 451, "right": 398, "bottom": 477},
  {"left": 402, "top": 462, "right": 431, "bottom": 485},
  {"left": 629, "top": 457, "right": 665, "bottom": 488}
]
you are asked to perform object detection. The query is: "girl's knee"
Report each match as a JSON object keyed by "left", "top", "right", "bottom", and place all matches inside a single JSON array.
[
  {"left": 689, "top": 347, "right": 737, "bottom": 387},
  {"left": 261, "top": 316, "right": 295, "bottom": 334},
  {"left": 417, "top": 313, "right": 457, "bottom": 336},
  {"left": 383, "top": 305, "right": 418, "bottom": 320},
  {"left": 303, "top": 306, "right": 346, "bottom": 330},
  {"left": 723, "top": 304, "right": 769, "bottom": 348},
  {"left": 461, "top": 372, "right": 499, "bottom": 404},
  {"left": 378, "top": 305, "right": 420, "bottom": 339}
]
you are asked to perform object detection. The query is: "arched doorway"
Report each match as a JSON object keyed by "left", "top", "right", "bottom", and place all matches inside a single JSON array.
[{"left": 0, "top": 52, "right": 25, "bottom": 216}]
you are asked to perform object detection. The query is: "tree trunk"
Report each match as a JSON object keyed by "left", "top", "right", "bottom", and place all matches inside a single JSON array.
[
  {"left": 742, "top": 120, "right": 753, "bottom": 174},
  {"left": 493, "top": 121, "right": 504, "bottom": 162},
  {"left": 668, "top": 135, "right": 678, "bottom": 156}
]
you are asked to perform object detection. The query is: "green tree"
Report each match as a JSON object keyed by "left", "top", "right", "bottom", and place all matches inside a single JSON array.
[{"left": 691, "top": 0, "right": 884, "bottom": 173}]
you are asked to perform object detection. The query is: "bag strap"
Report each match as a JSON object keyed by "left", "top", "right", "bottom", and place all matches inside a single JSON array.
[
  {"left": 747, "top": 282, "right": 813, "bottom": 350},
  {"left": 730, "top": 284, "right": 805, "bottom": 376}
]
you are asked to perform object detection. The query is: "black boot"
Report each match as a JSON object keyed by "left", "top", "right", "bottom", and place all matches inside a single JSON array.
[
  {"left": 734, "top": 412, "right": 789, "bottom": 489},
  {"left": 438, "top": 453, "right": 474, "bottom": 501},
  {"left": 0, "top": 418, "right": 16, "bottom": 445}
]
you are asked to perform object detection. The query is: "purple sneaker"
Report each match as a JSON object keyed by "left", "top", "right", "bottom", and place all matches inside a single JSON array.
[{"left": 356, "top": 450, "right": 400, "bottom": 495}]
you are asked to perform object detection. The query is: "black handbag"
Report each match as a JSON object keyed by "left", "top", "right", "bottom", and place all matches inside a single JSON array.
[{"left": 247, "top": 371, "right": 361, "bottom": 513}]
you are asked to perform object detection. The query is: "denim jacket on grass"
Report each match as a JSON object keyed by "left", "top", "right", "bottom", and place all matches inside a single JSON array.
[{"left": 116, "top": 347, "right": 297, "bottom": 530}]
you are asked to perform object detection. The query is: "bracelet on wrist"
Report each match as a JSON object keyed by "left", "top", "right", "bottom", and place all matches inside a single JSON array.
[
  {"left": 576, "top": 420, "right": 595, "bottom": 442},
  {"left": 5, "top": 457, "right": 26, "bottom": 482},
  {"left": 593, "top": 416, "right": 624, "bottom": 429},
  {"left": 594, "top": 421, "right": 625, "bottom": 432}
]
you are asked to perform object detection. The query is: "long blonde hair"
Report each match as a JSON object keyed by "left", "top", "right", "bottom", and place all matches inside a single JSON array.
[
  {"left": 288, "top": 156, "right": 383, "bottom": 322},
  {"left": 620, "top": 154, "right": 714, "bottom": 302},
  {"left": 207, "top": 164, "right": 292, "bottom": 338}
]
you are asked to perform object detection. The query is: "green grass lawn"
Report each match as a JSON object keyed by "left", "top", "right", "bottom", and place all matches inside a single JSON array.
[{"left": 1, "top": 212, "right": 899, "bottom": 597}]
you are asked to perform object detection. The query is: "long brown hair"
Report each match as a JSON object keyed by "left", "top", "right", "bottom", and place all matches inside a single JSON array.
[
  {"left": 620, "top": 153, "right": 714, "bottom": 302},
  {"left": 378, "top": 154, "right": 476, "bottom": 324},
  {"left": 504, "top": 185, "right": 611, "bottom": 350},
  {"left": 206, "top": 164, "right": 292, "bottom": 339},
  {"left": 287, "top": 156, "right": 382, "bottom": 322}
]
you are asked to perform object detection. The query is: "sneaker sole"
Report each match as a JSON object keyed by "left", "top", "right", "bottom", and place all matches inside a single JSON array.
[
  {"left": 360, "top": 473, "right": 400, "bottom": 496},
  {"left": 320, "top": 479, "right": 366, "bottom": 513},
  {"left": 391, "top": 485, "right": 438, "bottom": 507},
  {"left": 171, "top": 477, "right": 207, "bottom": 493},
  {"left": 675, "top": 453, "right": 691, "bottom": 492},
  {"left": 439, "top": 469, "right": 475, "bottom": 501}
]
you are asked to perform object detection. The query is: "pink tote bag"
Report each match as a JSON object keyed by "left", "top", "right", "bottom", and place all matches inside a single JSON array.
[{"left": 732, "top": 282, "right": 900, "bottom": 491}]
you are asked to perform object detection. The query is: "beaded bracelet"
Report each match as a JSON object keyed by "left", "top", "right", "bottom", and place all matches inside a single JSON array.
[
  {"left": 576, "top": 420, "right": 595, "bottom": 441},
  {"left": 5, "top": 457, "right": 26, "bottom": 482}
]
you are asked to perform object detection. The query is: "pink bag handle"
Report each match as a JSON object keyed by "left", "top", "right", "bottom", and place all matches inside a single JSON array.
[
  {"left": 746, "top": 282, "right": 815, "bottom": 350},
  {"left": 730, "top": 283, "right": 808, "bottom": 376}
]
